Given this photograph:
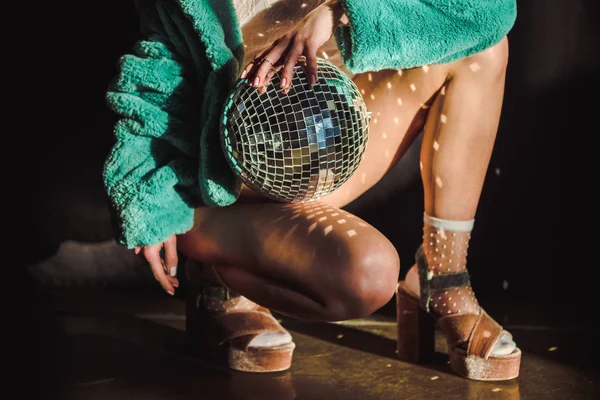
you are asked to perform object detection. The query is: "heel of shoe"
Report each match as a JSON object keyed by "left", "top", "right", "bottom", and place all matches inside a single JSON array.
[{"left": 396, "top": 284, "right": 435, "bottom": 363}]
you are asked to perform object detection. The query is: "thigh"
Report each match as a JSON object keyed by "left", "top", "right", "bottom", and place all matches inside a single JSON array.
[
  {"left": 178, "top": 200, "right": 395, "bottom": 288},
  {"left": 318, "top": 65, "right": 449, "bottom": 208}
]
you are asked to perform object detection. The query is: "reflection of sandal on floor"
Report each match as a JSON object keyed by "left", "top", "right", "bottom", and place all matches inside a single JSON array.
[
  {"left": 395, "top": 217, "right": 521, "bottom": 381},
  {"left": 185, "top": 262, "right": 295, "bottom": 373}
]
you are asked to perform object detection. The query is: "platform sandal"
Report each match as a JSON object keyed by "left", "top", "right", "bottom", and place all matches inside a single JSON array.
[
  {"left": 396, "top": 246, "right": 521, "bottom": 381},
  {"left": 185, "top": 264, "right": 295, "bottom": 373}
]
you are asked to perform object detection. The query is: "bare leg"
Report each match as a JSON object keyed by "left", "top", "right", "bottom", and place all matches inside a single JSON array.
[
  {"left": 404, "top": 37, "right": 510, "bottom": 295},
  {"left": 178, "top": 200, "right": 400, "bottom": 321},
  {"left": 421, "top": 40, "right": 509, "bottom": 220}
]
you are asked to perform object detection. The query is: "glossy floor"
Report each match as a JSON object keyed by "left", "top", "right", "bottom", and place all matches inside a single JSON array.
[{"left": 26, "top": 286, "right": 598, "bottom": 400}]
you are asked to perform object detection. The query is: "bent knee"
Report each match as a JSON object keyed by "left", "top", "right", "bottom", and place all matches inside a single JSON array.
[
  {"left": 456, "top": 36, "right": 509, "bottom": 79},
  {"left": 321, "top": 237, "right": 400, "bottom": 321}
]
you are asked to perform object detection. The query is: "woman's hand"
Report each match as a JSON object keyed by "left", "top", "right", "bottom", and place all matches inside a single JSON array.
[
  {"left": 241, "top": 0, "right": 344, "bottom": 94},
  {"left": 134, "top": 235, "right": 179, "bottom": 295}
]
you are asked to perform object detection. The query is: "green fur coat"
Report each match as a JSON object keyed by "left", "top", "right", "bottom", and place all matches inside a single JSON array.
[{"left": 103, "top": 0, "right": 517, "bottom": 248}]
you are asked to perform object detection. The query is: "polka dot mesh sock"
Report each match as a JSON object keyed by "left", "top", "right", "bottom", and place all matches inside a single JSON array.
[{"left": 422, "top": 214, "right": 479, "bottom": 317}]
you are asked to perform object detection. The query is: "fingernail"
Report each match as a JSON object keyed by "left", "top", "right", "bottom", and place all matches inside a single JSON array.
[
  {"left": 241, "top": 69, "right": 247, "bottom": 78},
  {"left": 311, "top": 74, "right": 316, "bottom": 86},
  {"left": 254, "top": 76, "right": 260, "bottom": 87},
  {"left": 167, "top": 290, "right": 174, "bottom": 296},
  {"left": 172, "top": 282, "right": 179, "bottom": 288},
  {"left": 169, "top": 267, "right": 177, "bottom": 277},
  {"left": 281, "top": 77, "right": 287, "bottom": 87},
  {"left": 283, "top": 88, "right": 289, "bottom": 95}
]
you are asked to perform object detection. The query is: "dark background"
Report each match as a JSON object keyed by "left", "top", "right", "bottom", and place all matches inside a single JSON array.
[{"left": 24, "top": 0, "right": 592, "bottom": 312}]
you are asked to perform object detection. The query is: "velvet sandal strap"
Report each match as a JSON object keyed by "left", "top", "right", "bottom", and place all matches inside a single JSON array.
[
  {"left": 416, "top": 246, "right": 471, "bottom": 312},
  {"left": 438, "top": 309, "right": 505, "bottom": 359},
  {"left": 213, "top": 310, "right": 288, "bottom": 350},
  {"left": 466, "top": 310, "right": 505, "bottom": 359},
  {"left": 202, "top": 284, "right": 241, "bottom": 301}
]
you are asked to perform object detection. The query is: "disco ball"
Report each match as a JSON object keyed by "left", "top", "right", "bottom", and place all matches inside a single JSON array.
[{"left": 220, "top": 57, "right": 370, "bottom": 203}]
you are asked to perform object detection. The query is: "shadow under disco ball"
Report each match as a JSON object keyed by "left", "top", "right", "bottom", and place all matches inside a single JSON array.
[{"left": 220, "top": 57, "right": 370, "bottom": 203}]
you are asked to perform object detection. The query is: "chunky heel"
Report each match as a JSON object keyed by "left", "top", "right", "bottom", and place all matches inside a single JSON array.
[
  {"left": 395, "top": 246, "right": 521, "bottom": 381},
  {"left": 396, "top": 282, "right": 435, "bottom": 363}
]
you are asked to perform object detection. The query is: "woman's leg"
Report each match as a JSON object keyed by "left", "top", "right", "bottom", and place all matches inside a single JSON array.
[
  {"left": 178, "top": 201, "right": 400, "bottom": 321},
  {"left": 404, "top": 37, "right": 510, "bottom": 298}
]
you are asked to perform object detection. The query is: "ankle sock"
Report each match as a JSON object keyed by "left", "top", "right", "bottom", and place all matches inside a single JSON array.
[{"left": 422, "top": 213, "right": 479, "bottom": 316}]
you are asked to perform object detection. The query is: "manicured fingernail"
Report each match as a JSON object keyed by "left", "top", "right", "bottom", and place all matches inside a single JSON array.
[
  {"left": 311, "top": 74, "right": 316, "bottom": 86},
  {"left": 241, "top": 69, "right": 247, "bottom": 78},
  {"left": 167, "top": 290, "right": 174, "bottom": 296},
  {"left": 254, "top": 76, "right": 260, "bottom": 87},
  {"left": 281, "top": 77, "right": 287, "bottom": 87},
  {"left": 169, "top": 267, "right": 177, "bottom": 277},
  {"left": 172, "top": 282, "right": 179, "bottom": 288},
  {"left": 283, "top": 88, "right": 289, "bottom": 95}
]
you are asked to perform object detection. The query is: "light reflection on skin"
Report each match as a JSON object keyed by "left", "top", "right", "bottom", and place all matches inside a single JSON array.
[
  {"left": 469, "top": 62, "right": 481, "bottom": 72},
  {"left": 274, "top": 201, "right": 365, "bottom": 240},
  {"left": 436, "top": 176, "right": 444, "bottom": 188}
]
